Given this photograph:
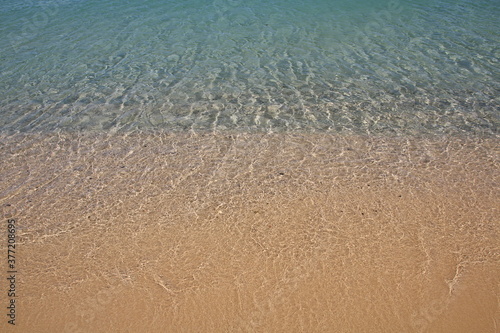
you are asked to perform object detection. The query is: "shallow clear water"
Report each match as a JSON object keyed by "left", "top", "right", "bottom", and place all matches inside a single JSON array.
[
  {"left": 1, "top": 3, "right": 499, "bottom": 332},
  {"left": 0, "top": 0, "right": 498, "bottom": 134}
]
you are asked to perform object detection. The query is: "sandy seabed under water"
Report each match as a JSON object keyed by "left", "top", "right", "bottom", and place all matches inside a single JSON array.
[{"left": 0, "top": 131, "right": 498, "bottom": 333}]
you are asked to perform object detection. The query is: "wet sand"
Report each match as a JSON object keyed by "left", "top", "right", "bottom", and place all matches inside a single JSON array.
[{"left": 0, "top": 132, "right": 498, "bottom": 332}]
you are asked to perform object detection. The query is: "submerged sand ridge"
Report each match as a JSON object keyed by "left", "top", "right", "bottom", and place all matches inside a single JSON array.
[{"left": 0, "top": 132, "right": 498, "bottom": 332}]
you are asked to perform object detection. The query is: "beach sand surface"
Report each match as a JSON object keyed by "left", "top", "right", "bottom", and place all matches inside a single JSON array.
[{"left": 0, "top": 132, "right": 498, "bottom": 332}]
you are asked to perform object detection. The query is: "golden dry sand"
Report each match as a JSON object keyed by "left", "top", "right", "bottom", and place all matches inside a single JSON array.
[{"left": 0, "top": 132, "right": 498, "bottom": 333}]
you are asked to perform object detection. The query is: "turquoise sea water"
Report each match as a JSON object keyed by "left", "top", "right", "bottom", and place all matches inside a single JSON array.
[{"left": 0, "top": 0, "right": 498, "bottom": 134}]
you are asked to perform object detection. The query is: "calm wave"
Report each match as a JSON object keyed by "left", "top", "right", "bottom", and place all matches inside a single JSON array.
[{"left": 0, "top": 0, "right": 498, "bottom": 134}]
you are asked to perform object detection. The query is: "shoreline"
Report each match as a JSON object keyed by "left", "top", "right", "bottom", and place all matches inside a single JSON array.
[{"left": 1, "top": 131, "right": 498, "bottom": 332}]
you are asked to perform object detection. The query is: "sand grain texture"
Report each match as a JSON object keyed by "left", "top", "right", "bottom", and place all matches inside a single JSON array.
[{"left": 0, "top": 132, "right": 498, "bottom": 332}]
